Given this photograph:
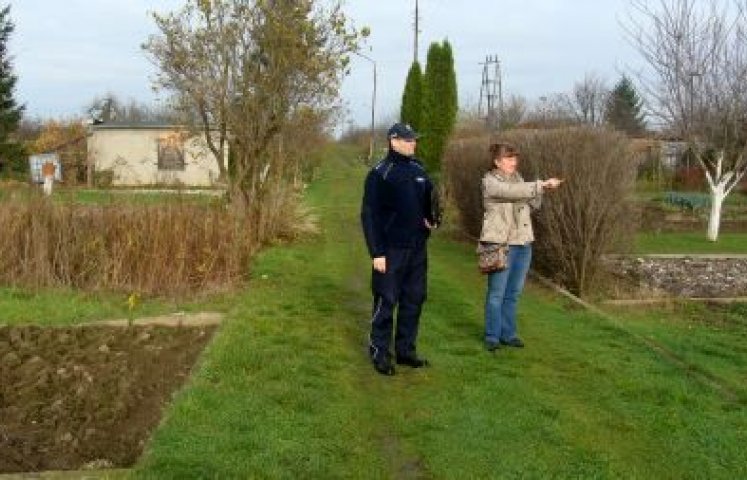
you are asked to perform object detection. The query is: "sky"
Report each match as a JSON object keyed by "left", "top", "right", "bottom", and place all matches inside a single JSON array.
[{"left": 9, "top": 0, "right": 644, "bottom": 127}]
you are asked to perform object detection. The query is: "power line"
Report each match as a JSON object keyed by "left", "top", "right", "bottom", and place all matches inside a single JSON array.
[{"left": 478, "top": 54, "right": 503, "bottom": 132}]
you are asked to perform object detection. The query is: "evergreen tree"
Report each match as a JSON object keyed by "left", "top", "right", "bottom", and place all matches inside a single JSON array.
[
  {"left": 419, "top": 40, "right": 458, "bottom": 175},
  {"left": 442, "top": 40, "right": 458, "bottom": 132},
  {"left": 400, "top": 61, "right": 423, "bottom": 132},
  {"left": 0, "top": 4, "right": 24, "bottom": 174},
  {"left": 605, "top": 75, "right": 646, "bottom": 135}
]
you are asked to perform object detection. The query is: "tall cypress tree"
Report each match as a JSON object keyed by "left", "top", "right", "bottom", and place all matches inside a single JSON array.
[
  {"left": 442, "top": 40, "right": 458, "bottom": 134},
  {"left": 605, "top": 75, "right": 646, "bottom": 136},
  {"left": 0, "top": 4, "right": 24, "bottom": 173},
  {"left": 419, "top": 40, "right": 458, "bottom": 175},
  {"left": 400, "top": 61, "right": 423, "bottom": 132},
  {"left": 418, "top": 43, "right": 441, "bottom": 174}
]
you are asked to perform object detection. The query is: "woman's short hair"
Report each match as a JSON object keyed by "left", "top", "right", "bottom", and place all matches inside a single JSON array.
[{"left": 488, "top": 143, "right": 519, "bottom": 169}]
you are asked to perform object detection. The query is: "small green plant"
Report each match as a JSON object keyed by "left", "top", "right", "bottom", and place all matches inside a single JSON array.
[
  {"left": 127, "top": 292, "right": 139, "bottom": 326},
  {"left": 662, "top": 191, "right": 710, "bottom": 212},
  {"left": 94, "top": 169, "right": 114, "bottom": 188}
]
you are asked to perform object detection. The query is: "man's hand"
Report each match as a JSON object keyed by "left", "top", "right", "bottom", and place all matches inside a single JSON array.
[
  {"left": 424, "top": 219, "right": 435, "bottom": 230},
  {"left": 542, "top": 178, "right": 564, "bottom": 189},
  {"left": 373, "top": 256, "right": 387, "bottom": 273}
]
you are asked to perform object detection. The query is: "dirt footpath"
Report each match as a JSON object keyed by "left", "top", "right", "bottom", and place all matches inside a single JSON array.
[{"left": 0, "top": 324, "right": 216, "bottom": 474}]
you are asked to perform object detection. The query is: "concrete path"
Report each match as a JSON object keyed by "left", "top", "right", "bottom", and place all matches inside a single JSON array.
[
  {"left": 0, "top": 469, "right": 129, "bottom": 480},
  {"left": 96, "top": 311, "right": 224, "bottom": 327},
  {"left": 603, "top": 253, "right": 747, "bottom": 259}
]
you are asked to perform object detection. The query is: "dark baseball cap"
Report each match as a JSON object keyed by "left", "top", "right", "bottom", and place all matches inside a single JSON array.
[{"left": 387, "top": 122, "right": 419, "bottom": 140}]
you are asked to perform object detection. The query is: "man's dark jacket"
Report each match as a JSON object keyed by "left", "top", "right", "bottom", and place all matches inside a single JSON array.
[{"left": 361, "top": 149, "right": 435, "bottom": 258}]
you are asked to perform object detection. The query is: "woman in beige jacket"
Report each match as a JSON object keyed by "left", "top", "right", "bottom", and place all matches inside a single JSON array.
[{"left": 481, "top": 143, "right": 562, "bottom": 351}]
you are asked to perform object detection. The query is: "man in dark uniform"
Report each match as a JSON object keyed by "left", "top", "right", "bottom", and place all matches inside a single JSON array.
[{"left": 360, "top": 123, "right": 436, "bottom": 376}]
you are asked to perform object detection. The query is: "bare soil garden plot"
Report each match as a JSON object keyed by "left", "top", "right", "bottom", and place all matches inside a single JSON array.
[{"left": 0, "top": 324, "right": 216, "bottom": 474}]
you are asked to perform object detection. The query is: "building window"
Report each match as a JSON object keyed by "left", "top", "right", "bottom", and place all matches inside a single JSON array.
[{"left": 157, "top": 135, "right": 185, "bottom": 171}]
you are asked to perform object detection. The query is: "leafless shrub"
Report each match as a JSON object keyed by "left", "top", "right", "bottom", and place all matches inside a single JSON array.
[
  {"left": 443, "top": 138, "right": 489, "bottom": 239},
  {"left": 445, "top": 127, "right": 638, "bottom": 295},
  {"left": 562, "top": 73, "right": 610, "bottom": 126}
]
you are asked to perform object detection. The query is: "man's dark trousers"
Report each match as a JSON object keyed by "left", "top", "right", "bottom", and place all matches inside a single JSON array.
[{"left": 369, "top": 243, "right": 427, "bottom": 360}]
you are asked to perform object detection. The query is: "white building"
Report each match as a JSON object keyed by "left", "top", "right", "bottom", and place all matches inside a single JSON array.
[{"left": 87, "top": 124, "right": 227, "bottom": 187}]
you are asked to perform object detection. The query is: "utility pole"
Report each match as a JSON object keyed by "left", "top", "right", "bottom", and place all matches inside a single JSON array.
[
  {"left": 355, "top": 51, "right": 377, "bottom": 161},
  {"left": 688, "top": 71, "right": 701, "bottom": 130},
  {"left": 687, "top": 71, "right": 701, "bottom": 173},
  {"left": 414, "top": 0, "right": 421, "bottom": 63},
  {"left": 478, "top": 55, "right": 503, "bottom": 132}
]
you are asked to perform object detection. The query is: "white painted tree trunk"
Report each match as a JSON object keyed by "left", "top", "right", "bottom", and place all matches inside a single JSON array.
[
  {"left": 707, "top": 184, "right": 725, "bottom": 242},
  {"left": 701, "top": 150, "right": 746, "bottom": 243}
]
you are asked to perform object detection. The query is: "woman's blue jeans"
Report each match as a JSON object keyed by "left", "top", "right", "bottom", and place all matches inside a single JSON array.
[{"left": 484, "top": 243, "right": 532, "bottom": 345}]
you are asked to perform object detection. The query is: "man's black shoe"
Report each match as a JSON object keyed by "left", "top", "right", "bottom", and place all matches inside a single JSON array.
[
  {"left": 372, "top": 355, "right": 395, "bottom": 376},
  {"left": 396, "top": 354, "right": 429, "bottom": 368},
  {"left": 500, "top": 338, "right": 525, "bottom": 348},
  {"left": 486, "top": 341, "right": 500, "bottom": 352}
]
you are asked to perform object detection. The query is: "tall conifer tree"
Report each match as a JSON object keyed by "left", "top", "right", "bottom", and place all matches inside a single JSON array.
[
  {"left": 605, "top": 75, "right": 646, "bottom": 135},
  {"left": 400, "top": 61, "right": 424, "bottom": 132},
  {"left": 0, "top": 5, "right": 24, "bottom": 173},
  {"left": 441, "top": 40, "right": 458, "bottom": 133},
  {"left": 419, "top": 40, "right": 458, "bottom": 175}
]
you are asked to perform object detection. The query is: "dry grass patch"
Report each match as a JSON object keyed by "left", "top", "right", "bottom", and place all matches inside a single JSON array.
[{"left": 0, "top": 197, "right": 258, "bottom": 296}]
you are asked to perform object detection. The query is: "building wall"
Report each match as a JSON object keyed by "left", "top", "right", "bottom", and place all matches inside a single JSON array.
[{"left": 88, "top": 128, "right": 226, "bottom": 187}]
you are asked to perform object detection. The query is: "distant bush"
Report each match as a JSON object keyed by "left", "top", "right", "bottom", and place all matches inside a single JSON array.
[
  {"left": 94, "top": 169, "right": 114, "bottom": 188},
  {"left": 445, "top": 127, "right": 638, "bottom": 296},
  {"left": 28, "top": 119, "right": 88, "bottom": 185},
  {"left": 672, "top": 165, "right": 706, "bottom": 191},
  {"left": 338, "top": 124, "right": 390, "bottom": 162},
  {"left": 0, "top": 197, "right": 259, "bottom": 296}
]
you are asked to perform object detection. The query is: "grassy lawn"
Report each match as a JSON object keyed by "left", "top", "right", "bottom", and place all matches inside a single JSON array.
[
  {"left": 2, "top": 146, "right": 744, "bottom": 477},
  {"left": 635, "top": 231, "right": 747, "bottom": 254},
  {"left": 124, "top": 145, "right": 747, "bottom": 478},
  {"left": 0, "top": 287, "right": 233, "bottom": 327},
  {"left": 607, "top": 301, "right": 747, "bottom": 400},
  {"left": 0, "top": 287, "right": 159, "bottom": 326}
]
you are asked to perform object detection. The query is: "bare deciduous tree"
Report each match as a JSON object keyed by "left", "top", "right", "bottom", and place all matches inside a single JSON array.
[
  {"left": 144, "top": 0, "right": 364, "bottom": 217},
  {"left": 524, "top": 75, "right": 609, "bottom": 129},
  {"left": 626, "top": 0, "right": 747, "bottom": 241},
  {"left": 524, "top": 94, "right": 574, "bottom": 128},
  {"left": 560, "top": 73, "right": 609, "bottom": 126},
  {"left": 86, "top": 93, "right": 179, "bottom": 124},
  {"left": 499, "top": 94, "right": 528, "bottom": 130}
]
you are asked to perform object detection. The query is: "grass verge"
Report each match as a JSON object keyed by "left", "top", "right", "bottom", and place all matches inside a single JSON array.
[
  {"left": 635, "top": 232, "right": 747, "bottom": 254},
  {"left": 131, "top": 145, "right": 747, "bottom": 479}
]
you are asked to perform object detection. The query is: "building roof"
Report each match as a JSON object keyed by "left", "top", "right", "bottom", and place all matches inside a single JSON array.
[{"left": 91, "top": 122, "right": 189, "bottom": 131}]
